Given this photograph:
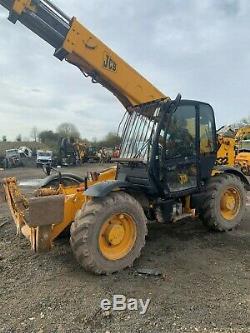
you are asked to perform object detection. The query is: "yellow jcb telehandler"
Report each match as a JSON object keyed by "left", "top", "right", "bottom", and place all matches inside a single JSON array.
[{"left": 0, "top": 0, "right": 249, "bottom": 274}]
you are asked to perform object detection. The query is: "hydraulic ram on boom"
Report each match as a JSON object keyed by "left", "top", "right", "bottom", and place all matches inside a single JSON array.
[{"left": 0, "top": 0, "right": 167, "bottom": 108}]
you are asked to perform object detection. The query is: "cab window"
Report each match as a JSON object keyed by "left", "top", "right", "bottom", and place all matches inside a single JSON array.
[
  {"left": 161, "top": 105, "right": 196, "bottom": 159},
  {"left": 199, "top": 104, "right": 216, "bottom": 154}
]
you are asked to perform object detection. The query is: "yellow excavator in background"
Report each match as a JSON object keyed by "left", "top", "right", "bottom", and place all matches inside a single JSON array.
[
  {"left": 235, "top": 125, "right": 250, "bottom": 175},
  {"left": 73, "top": 141, "right": 88, "bottom": 164},
  {"left": 216, "top": 126, "right": 236, "bottom": 167},
  {"left": 216, "top": 125, "right": 250, "bottom": 175},
  {"left": 0, "top": 0, "right": 249, "bottom": 274}
]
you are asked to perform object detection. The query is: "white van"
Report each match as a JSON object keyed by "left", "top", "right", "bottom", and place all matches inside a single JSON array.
[{"left": 36, "top": 150, "right": 53, "bottom": 167}]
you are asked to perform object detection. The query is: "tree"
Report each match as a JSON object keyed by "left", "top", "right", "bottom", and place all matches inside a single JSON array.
[
  {"left": 103, "top": 132, "right": 121, "bottom": 147},
  {"left": 39, "top": 130, "right": 59, "bottom": 144},
  {"left": 38, "top": 130, "right": 60, "bottom": 154},
  {"left": 93, "top": 132, "right": 121, "bottom": 149},
  {"left": 16, "top": 134, "right": 22, "bottom": 142},
  {"left": 57, "top": 122, "right": 80, "bottom": 138},
  {"left": 2, "top": 136, "right": 7, "bottom": 142},
  {"left": 30, "top": 126, "right": 39, "bottom": 142}
]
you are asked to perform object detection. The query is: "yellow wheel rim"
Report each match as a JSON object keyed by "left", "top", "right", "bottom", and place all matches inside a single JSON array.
[
  {"left": 220, "top": 187, "right": 241, "bottom": 221},
  {"left": 98, "top": 213, "right": 137, "bottom": 260}
]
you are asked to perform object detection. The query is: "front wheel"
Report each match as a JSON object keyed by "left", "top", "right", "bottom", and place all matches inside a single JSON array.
[
  {"left": 199, "top": 174, "right": 246, "bottom": 231},
  {"left": 70, "top": 192, "right": 148, "bottom": 274}
]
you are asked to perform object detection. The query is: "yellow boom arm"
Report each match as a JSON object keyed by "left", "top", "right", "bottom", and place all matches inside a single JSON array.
[{"left": 0, "top": 0, "right": 167, "bottom": 109}]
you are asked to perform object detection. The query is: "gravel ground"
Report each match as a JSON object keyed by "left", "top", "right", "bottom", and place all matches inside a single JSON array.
[{"left": 0, "top": 165, "right": 249, "bottom": 333}]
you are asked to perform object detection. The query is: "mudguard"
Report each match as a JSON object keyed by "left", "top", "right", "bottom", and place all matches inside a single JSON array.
[
  {"left": 214, "top": 165, "right": 250, "bottom": 190},
  {"left": 84, "top": 180, "right": 134, "bottom": 198},
  {"left": 40, "top": 173, "right": 85, "bottom": 188}
]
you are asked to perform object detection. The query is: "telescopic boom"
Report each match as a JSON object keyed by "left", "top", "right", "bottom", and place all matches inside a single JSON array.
[{"left": 0, "top": 0, "right": 167, "bottom": 108}]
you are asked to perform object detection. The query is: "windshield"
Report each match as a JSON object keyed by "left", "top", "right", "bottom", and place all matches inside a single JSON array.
[
  {"left": 38, "top": 152, "right": 52, "bottom": 157},
  {"left": 119, "top": 103, "right": 161, "bottom": 162}
]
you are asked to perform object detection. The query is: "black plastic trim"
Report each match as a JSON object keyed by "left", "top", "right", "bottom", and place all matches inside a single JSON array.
[
  {"left": 84, "top": 180, "right": 135, "bottom": 198},
  {"left": 40, "top": 173, "right": 84, "bottom": 188}
]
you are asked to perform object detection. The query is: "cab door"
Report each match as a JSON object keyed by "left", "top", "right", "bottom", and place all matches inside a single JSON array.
[
  {"left": 159, "top": 101, "right": 198, "bottom": 195},
  {"left": 199, "top": 103, "right": 217, "bottom": 180},
  {"left": 159, "top": 101, "right": 217, "bottom": 196}
]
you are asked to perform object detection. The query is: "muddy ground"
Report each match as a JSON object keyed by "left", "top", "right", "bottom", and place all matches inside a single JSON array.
[{"left": 0, "top": 165, "right": 249, "bottom": 333}]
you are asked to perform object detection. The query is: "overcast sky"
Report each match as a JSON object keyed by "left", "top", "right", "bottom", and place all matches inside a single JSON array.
[{"left": 0, "top": 0, "right": 249, "bottom": 140}]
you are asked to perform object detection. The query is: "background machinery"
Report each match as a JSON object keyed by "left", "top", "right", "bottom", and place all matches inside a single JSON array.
[
  {"left": 216, "top": 126, "right": 236, "bottom": 167},
  {"left": 36, "top": 150, "right": 53, "bottom": 168},
  {"left": 3, "top": 149, "right": 22, "bottom": 168},
  {"left": 235, "top": 125, "right": 250, "bottom": 175},
  {"left": 58, "top": 137, "right": 78, "bottom": 166},
  {"left": 0, "top": 0, "right": 249, "bottom": 274},
  {"left": 216, "top": 125, "right": 250, "bottom": 175},
  {"left": 58, "top": 137, "right": 100, "bottom": 165}
]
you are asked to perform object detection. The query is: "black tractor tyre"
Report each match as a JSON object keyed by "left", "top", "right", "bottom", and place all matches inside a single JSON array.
[
  {"left": 199, "top": 173, "right": 246, "bottom": 231},
  {"left": 70, "top": 191, "right": 148, "bottom": 275}
]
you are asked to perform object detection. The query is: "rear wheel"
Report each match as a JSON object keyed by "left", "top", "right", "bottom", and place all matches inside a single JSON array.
[
  {"left": 70, "top": 192, "right": 147, "bottom": 274},
  {"left": 199, "top": 174, "right": 246, "bottom": 231}
]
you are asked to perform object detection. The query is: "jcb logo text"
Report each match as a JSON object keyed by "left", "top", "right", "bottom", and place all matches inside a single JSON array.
[{"left": 103, "top": 53, "right": 117, "bottom": 72}]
